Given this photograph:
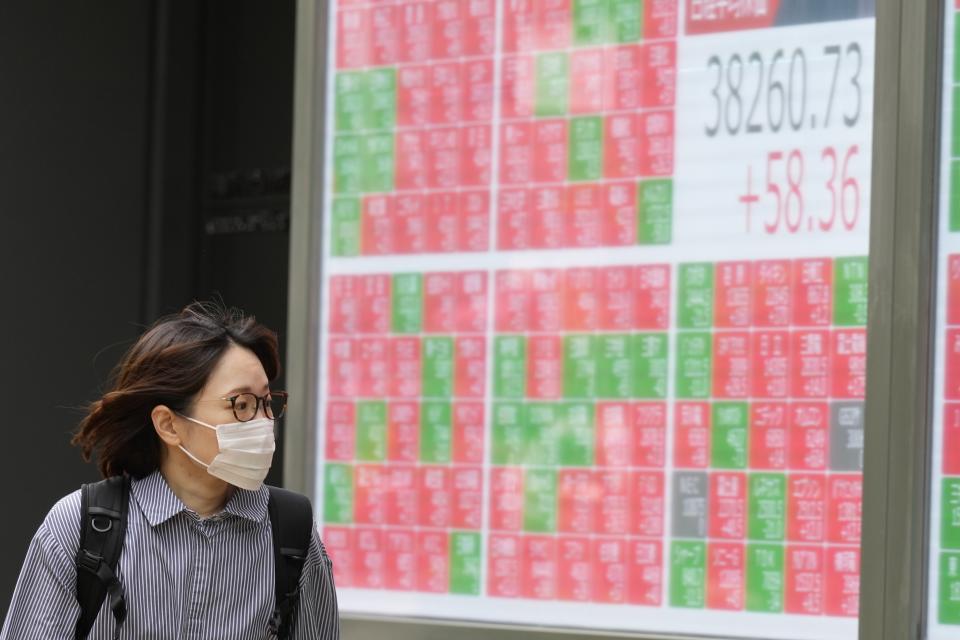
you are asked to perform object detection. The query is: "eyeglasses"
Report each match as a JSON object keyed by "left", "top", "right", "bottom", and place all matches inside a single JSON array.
[{"left": 221, "top": 391, "right": 288, "bottom": 422}]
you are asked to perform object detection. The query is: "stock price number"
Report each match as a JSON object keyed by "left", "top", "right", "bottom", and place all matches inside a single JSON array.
[
  {"left": 705, "top": 43, "right": 863, "bottom": 137},
  {"left": 739, "top": 145, "right": 862, "bottom": 234}
]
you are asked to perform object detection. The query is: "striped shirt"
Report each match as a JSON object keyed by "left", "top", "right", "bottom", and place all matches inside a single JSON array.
[{"left": 1, "top": 471, "right": 339, "bottom": 639}]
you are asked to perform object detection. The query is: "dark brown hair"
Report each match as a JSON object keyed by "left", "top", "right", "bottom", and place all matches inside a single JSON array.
[{"left": 72, "top": 301, "right": 281, "bottom": 479}]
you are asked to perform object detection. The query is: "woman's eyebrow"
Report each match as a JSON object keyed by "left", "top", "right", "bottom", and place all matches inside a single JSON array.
[
  {"left": 223, "top": 386, "right": 252, "bottom": 396},
  {"left": 224, "top": 383, "right": 271, "bottom": 396}
]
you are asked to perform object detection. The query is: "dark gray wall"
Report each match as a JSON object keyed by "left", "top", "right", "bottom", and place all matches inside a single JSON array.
[
  {"left": 0, "top": 0, "right": 295, "bottom": 616},
  {"left": 0, "top": 0, "right": 154, "bottom": 612}
]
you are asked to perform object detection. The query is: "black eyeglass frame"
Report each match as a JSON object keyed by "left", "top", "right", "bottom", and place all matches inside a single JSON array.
[{"left": 221, "top": 390, "right": 289, "bottom": 422}]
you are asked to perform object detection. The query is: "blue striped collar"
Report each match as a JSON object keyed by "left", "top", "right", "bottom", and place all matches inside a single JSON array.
[{"left": 131, "top": 470, "right": 270, "bottom": 527}]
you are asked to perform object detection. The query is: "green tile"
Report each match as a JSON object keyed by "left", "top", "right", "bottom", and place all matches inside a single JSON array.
[
  {"left": 940, "top": 552, "right": 960, "bottom": 624},
  {"left": 323, "top": 463, "right": 354, "bottom": 523},
  {"left": 494, "top": 336, "right": 527, "bottom": 399},
  {"left": 711, "top": 402, "right": 749, "bottom": 469},
  {"left": 596, "top": 334, "right": 632, "bottom": 398},
  {"left": 748, "top": 473, "right": 786, "bottom": 541},
  {"left": 670, "top": 541, "right": 706, "bottom": 608},
  {"left": 524, "top": 468, "right": 558, "bottom": 532},
  {"left": 420, "top": 401, "right": 452, "bottom": 463},
  {"left": 422, "top": 337, "right": 454, "bottom": 397},
  {"left": 569, "top": 116, "right": 603, "bottom": 180},
  {"left": 391, "top": 273, "right": 423, "bottom": 333},
  {"left": 335, "top": 71, "right": 366, "bottom": 133},
  {"left": 833, "top": 256, "right": 868, "bottom": 326},
  {"left": 611, "top": 0, "right": 642, "bottom": 43},
  {"left": 492, "top": 402, "right": 527, "bottom": 465},
  {"left": 362, "top": 133, "right": 394, "bottom": 193},
  {"left": 944, "top": 478, "right": 960, "bottom": 550},
  {"left": 746, "top": 544, "right": 784, "bottom": 613},
  {"left": 675, "top": 332, "right": 712, "bottom": 399},
  {"left": 535, "top": 52, "right": 569, "bottom": 117},
  {"left": 638, "top": 179, "right": 673, "bottom": 244},
  {"left": 573, "top": 0, "right": 610, "bottom": 45},
  {"left": 678, "top": 263, "right": 714, "bottom": 328},
  {"left": 365, "top": 68, "right": 396, "bottom": 131},
  {"left": 951, "top": 161, "right": 960, "bottom": 232},
  {"left": 525, "top": 402, "right": 561, "bottom": 466},
  {"left": 356, "top": 401, "right": 387, "bottom": 461},
  {"left": 333, "top": 135, "right": 363, "bottom": 194},
  {"left": 954, "top": 85, "right": 960, "bottom": 158},
  {"left": 559, "top": 401, "right": 595, "bottom": 466},
  {"left": 633, "top": 333, "right": 668, "bottom": 398},
  {"left": 450, "top": 532, "right": 482, "bottom": 595},
  {"left": 563, "top": 334, "right": 597, "bottom": 398},
  {"left": 331, "top": 197, "right": 361, "bottom": 257}
]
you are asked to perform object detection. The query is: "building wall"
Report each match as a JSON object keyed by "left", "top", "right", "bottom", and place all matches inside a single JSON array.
[
  {"left": 0, "top": 0, "right": 154, "bottom": 612},
  {"left": 0, "top": 0, "right": 295, "bottom": 615}
]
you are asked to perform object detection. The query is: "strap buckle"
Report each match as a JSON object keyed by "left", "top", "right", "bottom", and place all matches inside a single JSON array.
[
  {"left": 76, "top": 549, "right": 104, "bottom": 575},
  {"left": 279, "top": 546, "right": 306, "bottom": 562}
]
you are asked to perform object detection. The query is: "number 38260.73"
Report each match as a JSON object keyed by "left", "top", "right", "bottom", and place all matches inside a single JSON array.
[{"left": 705, "top": 44, "right": 863, "bottom": 137}]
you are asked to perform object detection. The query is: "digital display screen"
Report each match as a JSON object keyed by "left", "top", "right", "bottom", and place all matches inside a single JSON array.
[
  {"left": 315, "top": 2, "right": 874, "bottom": 637},
  {"left": 929, "top": 1, "right": 960, "bottom": 637}
]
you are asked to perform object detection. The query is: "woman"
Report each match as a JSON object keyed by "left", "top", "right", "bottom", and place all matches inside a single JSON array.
[{"left": 1, "top": 302, "right": 339, "bottom": 639}]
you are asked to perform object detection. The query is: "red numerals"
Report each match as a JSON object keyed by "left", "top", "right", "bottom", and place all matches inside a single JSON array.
[{"left": 743, "top": 147, "right": 862, "bottom": 235}]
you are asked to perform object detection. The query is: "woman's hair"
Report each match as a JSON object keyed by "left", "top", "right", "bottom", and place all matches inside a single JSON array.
[{"left": 72, "top": 300, "right": 281, "bottom": 479}]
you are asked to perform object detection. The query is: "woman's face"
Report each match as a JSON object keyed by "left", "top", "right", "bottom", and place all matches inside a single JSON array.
[{"left": 177, "top": 343, "right": 271, "bottom": 465}]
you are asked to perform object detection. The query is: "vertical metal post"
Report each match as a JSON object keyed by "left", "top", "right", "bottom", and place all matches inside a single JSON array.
[
  {"left": 859, "top": 0, "right": 944, "bottom": 638},
  {"left": 284, "top": 0, "right": 328, "bottom": 495}
]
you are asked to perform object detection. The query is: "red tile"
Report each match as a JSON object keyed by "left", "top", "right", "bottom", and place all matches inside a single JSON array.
[
  {"left": 753, "top": 260, "right": 792, "bottom": 326},
  {"left": 568, "top": 183, "right": 603, "bottom": 248},
  {"left": 707, "top": 543, "right": 745, "bottom": 610},
  {"left": 749, "top": 402, "right": 787, "bottom": 469},
  {"left": 390, "top": 337, "right": 422, "bottom": 398},
  {"left": 785, "top": 546, "right": 825, "bottom": 615},
  {"left": 354, "top": 465, "right": 387, "bottom": 525},
  {"left": 523, "top": 536, "right": 558, "bottom": 599},
  {"left": 336, "top": 8, "right": 370, "bottom": 69},
  {"left": 627, "top": 539, "right": 662, "bottom": 606},
  {"left": 387, "top": 402, "right": 420, "bottom": 463},
  {"left": 787, "top": 474, "right": 826, "bottom": 543},
  {"left": 384, "top": 529, "right": 417, "bottom": 591},
  {"left": 355, "top": 527, "right": 385, "bottom": 589},
  {"left": 637, "top": 110, "right": 674, "bottom": 176},
  {"left": 325, "top": 401, "right": 355, "bottom": 461},
  {"left": 418, "top": 466, "right": 452, "bottom": 529},
  {"left": 709, "top": 472, "right": 747, "bottom": 540},
  {"left": 453, "top": 402, "right": 485, "bottom": 463},
  {"left": 674, "top": 401, "right": 710, "bottom": 468},
  {"left": 633, "top": 402, "right": 667, "bottom": 467},
  {"left": 417, "top": 531, "right": 450, "bottom": 592},
  {"left": 361, "top": 195, "right": 394, "bottom": 256},
  {"left": 488, "top": 533, "right": 523, "bottom": 597},
  {"left": 398, "top": 2, "right": 434, "bottom": 63}
]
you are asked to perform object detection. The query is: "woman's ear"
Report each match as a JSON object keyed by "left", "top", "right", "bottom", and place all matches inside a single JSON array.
[{"left": 152, "top": 405, "right": 182, "bottom": 446}]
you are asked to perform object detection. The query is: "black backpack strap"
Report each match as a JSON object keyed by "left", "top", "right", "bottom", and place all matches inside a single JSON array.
[
  {"left": 266, "top": 486, "right": 313, "bottom": 640},
  {"left": 75, "top": 476, "right": 130, "bottom": 640}
]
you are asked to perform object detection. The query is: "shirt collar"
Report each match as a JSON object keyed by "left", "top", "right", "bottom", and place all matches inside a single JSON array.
[
  {"left": 222, "top": 482, "right": 270, "bottom": 523},
  {"left": 131, "top": 470, "right": 269, "bottom": 527}
]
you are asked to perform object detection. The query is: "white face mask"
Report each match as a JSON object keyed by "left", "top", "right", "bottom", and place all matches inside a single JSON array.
[{"left": 178, "top": 415, "right": 276, "bottom": 491}]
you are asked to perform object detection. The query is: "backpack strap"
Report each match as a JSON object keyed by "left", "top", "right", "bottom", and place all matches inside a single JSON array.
[
  {"left": 75, "top": 475, "right": 130, "bottom": 640},
  {"left": 266, "top": 486, "right": 313, "bottom": 640}
]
